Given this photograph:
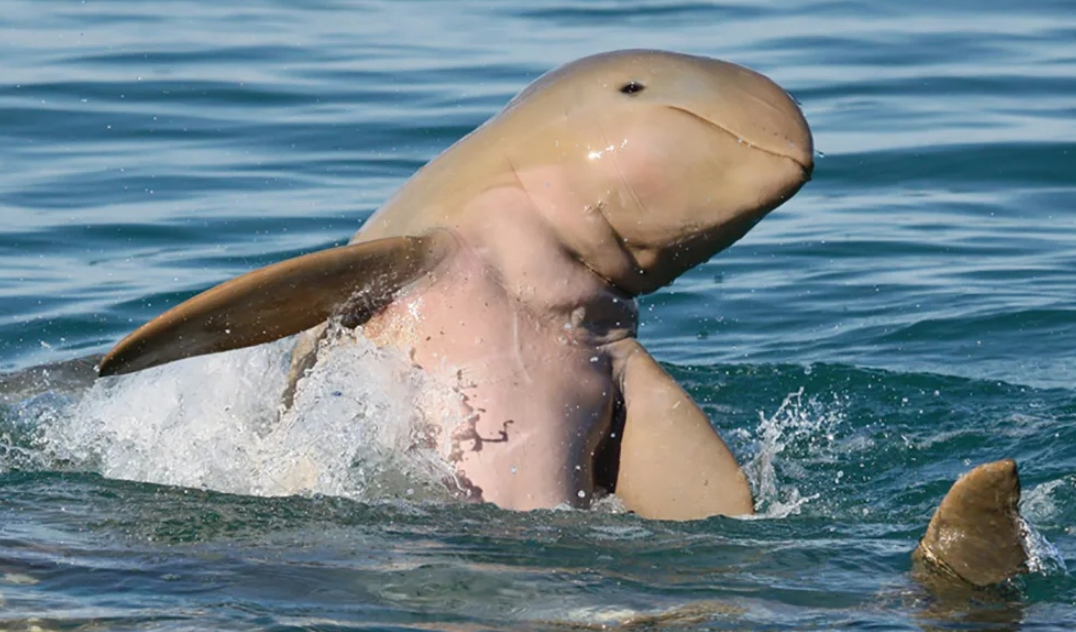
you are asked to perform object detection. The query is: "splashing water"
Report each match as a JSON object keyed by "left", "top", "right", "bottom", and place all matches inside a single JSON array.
[
  {"left": 38, "top": 329, "right": 460, "bottom": 501},
  {"left": 270, "top": 327, "right": 459, "bottom": 501},
  {"left": 1021, "top": 517, "right": 1069, "bottom": 577},
  {"left": 743, "top": 387, "right": 846, "bottom": 518}
]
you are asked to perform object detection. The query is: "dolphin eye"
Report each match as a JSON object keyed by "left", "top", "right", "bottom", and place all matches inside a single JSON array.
[{"left": 619, "top": 81, "right": 646, "bottom": 95}]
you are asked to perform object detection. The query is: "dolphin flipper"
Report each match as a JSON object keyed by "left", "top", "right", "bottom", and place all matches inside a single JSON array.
[
  {"left": 913, "top": 459, "right": 1029, "bottom": 587},
  {"left": 607, "top": 339, "right": 754, "bottom": 520},
  {"left": 98, "top": 232, "right": 454, "bottom": 377}
]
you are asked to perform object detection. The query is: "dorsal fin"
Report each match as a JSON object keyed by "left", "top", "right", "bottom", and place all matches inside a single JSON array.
[{"left": 913, "top": 459, "right": 1028, "bottom": 587}]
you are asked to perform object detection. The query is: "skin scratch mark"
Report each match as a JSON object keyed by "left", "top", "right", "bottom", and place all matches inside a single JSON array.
[{"left": 511, "top": 310, "right": 534, "bottom": 384}]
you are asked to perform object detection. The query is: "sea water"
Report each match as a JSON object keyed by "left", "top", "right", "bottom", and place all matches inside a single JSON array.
[{"left": 2, "top": 0, "right": 1075, "bottom": 629}]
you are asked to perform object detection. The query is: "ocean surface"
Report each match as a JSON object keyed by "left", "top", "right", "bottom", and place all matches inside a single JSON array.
[{"left": 2, "top": 0, "right": 1075, "bottom": 630}]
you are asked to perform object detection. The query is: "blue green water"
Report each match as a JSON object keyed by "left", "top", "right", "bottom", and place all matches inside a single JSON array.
[{"left": 2, "top": 0, "right": 1075, "bottom": 629}]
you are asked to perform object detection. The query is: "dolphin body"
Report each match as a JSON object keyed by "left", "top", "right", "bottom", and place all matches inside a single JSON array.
[
  {"left": 98, "top": 49, "right": 813, "bottom": 519},
  {"left": 95, "top": 50, "right": 1032, "bottom": 590}
]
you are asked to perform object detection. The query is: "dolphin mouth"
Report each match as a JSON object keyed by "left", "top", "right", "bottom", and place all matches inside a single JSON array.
[{"left": 665, "top": 105, "right": 814, "bottom": 180}]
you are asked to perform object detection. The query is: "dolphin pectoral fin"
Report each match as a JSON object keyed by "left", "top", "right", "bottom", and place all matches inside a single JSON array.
[
  {"left": 606, "top": 339, "right": 754, "bottom": 520},
  {"left": 98, "top": 232, "right": 454, "bottom": 377},
  {"left": 912, "top": 459, "right": 1029, "bottom": 588}
]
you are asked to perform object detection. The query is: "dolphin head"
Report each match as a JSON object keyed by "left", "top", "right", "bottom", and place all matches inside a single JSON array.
[{"left": 497, "top": 50, "right": 814, "bottom": 295}]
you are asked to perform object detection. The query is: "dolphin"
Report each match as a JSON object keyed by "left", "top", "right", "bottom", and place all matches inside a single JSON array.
[
  {"left": 97, "top": 49, "right": 814, "bottom": 519},
  {"left": 913, "top": 459, "right": 1029, "bottom": 588}
]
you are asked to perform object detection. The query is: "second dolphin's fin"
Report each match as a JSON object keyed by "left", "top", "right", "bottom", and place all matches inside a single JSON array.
[
  {"left": 912, "top": 459, "right": 1029, "bottom": 587},
  {"left": 98, "top": 232, "right": 454, "bottom": 377}
]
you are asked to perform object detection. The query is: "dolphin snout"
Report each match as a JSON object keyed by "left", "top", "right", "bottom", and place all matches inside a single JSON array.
[
  {"left": 773, "top": 105, "right": 814, "bottom": 182},
  {"left": 732, "top": 86, "right": 812, "bottom": 180},
  {"left": 694, "top": 59, "right": 814, "bottom": 181}
]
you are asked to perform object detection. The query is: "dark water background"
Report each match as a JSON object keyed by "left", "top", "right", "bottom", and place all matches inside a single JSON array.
[{"left": 2, "top": 1, "right": 1075, "bottom": 630}]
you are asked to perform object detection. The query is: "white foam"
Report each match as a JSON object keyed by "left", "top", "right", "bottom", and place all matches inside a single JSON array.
[
  {"left": 1018, "top": 480, "right": 1071, "bottom": 577},
  {"left": 41, "top": 329, "right": 460, "bottom": 501},
  {"left": 1021, "top": 475, "right": 1072, "bottom": 523}
]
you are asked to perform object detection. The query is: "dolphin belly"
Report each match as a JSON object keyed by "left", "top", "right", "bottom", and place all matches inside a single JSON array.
[{"left": 361, "top": 245, "right": 618, "bottom": 510}]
